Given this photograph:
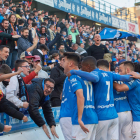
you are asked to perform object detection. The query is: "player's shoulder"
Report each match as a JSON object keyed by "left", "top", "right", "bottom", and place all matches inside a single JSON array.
[
  {"left": 98, "top": 70, "right": 110, "bottom": 77},
  {"left": 70, "top": 75, "right": 82, "bottom": 82},
  {"left": 126, "top": 79, "right": 138, "bottom": 86}
]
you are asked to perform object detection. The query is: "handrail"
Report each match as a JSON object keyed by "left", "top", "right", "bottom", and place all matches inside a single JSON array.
[{"left": 77, "top": 0, "right": 137, "bottom": 23}]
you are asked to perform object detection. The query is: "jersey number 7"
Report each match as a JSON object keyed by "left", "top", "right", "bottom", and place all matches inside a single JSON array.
[{"left": 106, "top": 81, "right": 110, "bottom": 101}]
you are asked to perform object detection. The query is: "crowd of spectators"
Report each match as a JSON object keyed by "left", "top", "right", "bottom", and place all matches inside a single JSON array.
[{"left": 0, "top": 0, "right": 140, "bottom": 138}]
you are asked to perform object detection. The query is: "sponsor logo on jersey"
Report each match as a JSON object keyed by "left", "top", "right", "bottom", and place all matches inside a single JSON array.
[
  {"left": 114, "top": 96, "right": 127, "bottom": 101},
  {"left": 84, "top": 105, "right": 95, "bottom": 109},
  {"left": 70, "top": 78, "right": 77, "bottom": 83},
  {"left": 97, "top": 104, "right": 114, "bottom": 108}
]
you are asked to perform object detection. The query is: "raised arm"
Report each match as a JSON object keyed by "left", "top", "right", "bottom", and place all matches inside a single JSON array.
[
  {"left": 70, "top": 70, "right": 99, "bottom": 83},
  {"left": 0, "top": 68, "right": 23, "bottom": 82}
]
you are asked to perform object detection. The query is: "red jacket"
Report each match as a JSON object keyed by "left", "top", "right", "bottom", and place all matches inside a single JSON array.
[{"left": 23, "top": 71, "right": 37, "bottom": 84}]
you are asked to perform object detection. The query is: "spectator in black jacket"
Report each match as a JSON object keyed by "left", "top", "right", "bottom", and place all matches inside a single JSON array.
[
  {"left": 59, "top": 19, "right": 66, "bottom": 32},
  {"left": 66, "top": 34, "right": 72, "bottom": 47},
  {"left": 28, "top": 78, "right": 59, "bottom": 139},
  {"left": 87, "top": 34, "right": 109, "bottom": 60},
  {"left": 32, "top": 44, "right": 54, "bottom": 71},
  {"left": 50, "top": 55, "right": 66, "bottom": 107}
]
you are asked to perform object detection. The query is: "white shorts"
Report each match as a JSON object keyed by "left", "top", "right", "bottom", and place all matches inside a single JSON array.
[
  {"left": 60, "top": 117, "right": 72, "bottom": 140},
  {"left": 118, "top": 111, "right": 133, "bottom": 140},
  {"left": 72, "top": 124, "right": 98, "bottom": 140},
  {"left": 133, "top": 122, "right": 140, "bottom": 140},
  {"left": 95, "top": 118, "right": 118, "bottom": 140}
]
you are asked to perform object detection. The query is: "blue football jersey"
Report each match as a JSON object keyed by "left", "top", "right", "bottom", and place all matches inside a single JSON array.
[
  {"left": 113, "top": 81, "right": 131, "bottom": 113},
  {"left": 93, "top": 69, "right": 118, "bottom": 121},
  {"left": 70, "top": 75, "right": 98, "bottom": 125},
  {"left": 70, "top": 69, "right": 132, "bottom": 121},
  {"left": 125, "top": 79, "right": 140, "bottom": 121},
  {"left": 59, "top": 77, "right": 72, "bottom": 119}
]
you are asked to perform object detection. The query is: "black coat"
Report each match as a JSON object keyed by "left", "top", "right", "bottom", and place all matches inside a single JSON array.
[
  {"left": 0, "top": 95, "right": 24, "bottom": 120},
  {"left": 87, "top": 44, "right": 109, "bottom": 60},
  {"left": 27, "top": 78, "right": 56, "bottom": 127},
  {"left": 50, "top": 64, "right": 66, "bottom": 99},
  {"left": 59, "top": 22, "right": 66, "bottom": 32}
]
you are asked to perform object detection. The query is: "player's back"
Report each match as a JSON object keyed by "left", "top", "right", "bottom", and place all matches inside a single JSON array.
[
  {"left": 113, "top": 81, "right": 131, "bottom": 113},
  {"left": 70, "top": 75, "right": 98, "bottom": 125},
  {"left": 125, "top": 79, "right": 140, "bottom": 121},
  {"left": 93, "top": 69, "right": 118, "bottom": 121},
  {"left": 59, "top": 77, "right": 72, "bottom": 119}
]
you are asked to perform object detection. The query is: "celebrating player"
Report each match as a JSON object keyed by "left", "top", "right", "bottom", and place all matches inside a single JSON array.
[
  {"left": 63, "top": 53, "right": 98, "bottom": 140},
  {"left": 70, "top": 58, "right": 132, "bottom": 140},
  {"left": 114, "top": 61, "right": 140, "bottom": 140}
]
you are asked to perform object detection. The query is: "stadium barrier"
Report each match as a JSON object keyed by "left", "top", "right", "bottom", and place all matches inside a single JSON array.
[{"left": 0, "top": 107, "right": 65, "bottom": 140}]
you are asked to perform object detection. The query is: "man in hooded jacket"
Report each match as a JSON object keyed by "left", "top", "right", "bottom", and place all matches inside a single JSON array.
[{"left": 27, "top": 78, "right": 59, "bottom": 139}]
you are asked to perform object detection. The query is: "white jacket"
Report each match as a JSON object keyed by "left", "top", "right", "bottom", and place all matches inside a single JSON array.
[{"left": 6, "top": 75, "right": 23, "bottom": 108}]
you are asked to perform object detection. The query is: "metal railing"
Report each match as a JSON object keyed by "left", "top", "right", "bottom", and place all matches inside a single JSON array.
[{"left": 76, "top": 0, "right": 137, "bottom": 23}]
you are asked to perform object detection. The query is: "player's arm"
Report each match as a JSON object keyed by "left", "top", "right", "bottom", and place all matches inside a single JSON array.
[
  {"left": 76, "top": 89, "right": 89, "bottom": 133},
  {"left": 76, "top": 89, "right": 84, "bottom": 121},
  {"left": 128, "top": 71, "right": 140, "bottom": 79},
  {"left": 70, "top": 70, "right": 99, "bottom": 83},
  {"left": 112, "top": 73, "right": 132, "bottom": 82},
  {"left": 113, "top": 82, "right": 129, "bottom": 92}
]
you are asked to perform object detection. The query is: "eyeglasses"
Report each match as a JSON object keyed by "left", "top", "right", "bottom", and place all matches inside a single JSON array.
[
  {"left": 45, "top": 84, "right": 54, "bottom": 91},
  {"left": 21, "top": 65, "right": 30, "bottom": 68}
]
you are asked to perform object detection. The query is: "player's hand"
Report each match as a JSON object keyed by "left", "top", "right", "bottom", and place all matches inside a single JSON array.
[
  {"left": 17, "top": 67, "right": 23, "bottom": 74},
  {"left": 50, "top": 125, "right": 59, "bottom": 139},
  {"left": 3, "top": 125, "right": 12, "bottom": 132},
  {"left": 78, "top": 119, "right": 89, "bottom": 134},
  {"left": 34, "top": 63, "right": 42, "bottom": 74},
  {"left": 42, "top": 124, "right": 51, "bottom": 139},
  {"left": 128, "top": 71, "right": 140, "bottom": 79},
  {"left": 23, "top": 102, "right": 29, "bottom": 109}
]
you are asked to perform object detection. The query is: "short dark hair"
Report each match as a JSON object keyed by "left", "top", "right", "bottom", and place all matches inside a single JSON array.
[
  {"left": 120, "top": 61, "right": 135, "bottom": 71},
  {"left": 52, "top": 53, "right": 59, "bottom": 59},
  {"left": 82, "top": 56, "right": 96, "bottom": 69},
  {"left": 18, "top": 19, "right": 25, "bottom": 25},
  {"left": 63, "top": 52, "right": 81, "bottom": 66},
  {"left": 2, "top": 19, "right": 9, "bottom": 23},
  {"left": 97, "top": 59, "right": 109, "bottom": 69},
  {"left": 32, "top": 22, "right": 37, "bottom": 27},
  {"left": 40, "top": 36, "right": 46, "bottom": 39},
  {"left": 59, "top": 55, "right": 64, "bottom": 60},
  {"left": 15, "top": 60, "right": 28, "bottom": 72},
  {"left": 41, "top": 22, "right": 47, "bottom": 26},
  {"left": 44, "top": 78, "right": 55, "bottom": 85},
  {"left": 39, "top": 44, "right": 49, "bottom": 51},
  {"left": 4, "top": 3, "right": 9, "bottom": 7},
  {"left": 0, "top": 64, "right": 12, "bottom": 74},
  {"left": 0, "top": 45, "right": 9, "bottom": 51},
  {"left": 21, "top": 27, "right": 29, "bottom": 32},
  {"left": 133, "top": 62, "right": 140, "bottom": 73}
]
